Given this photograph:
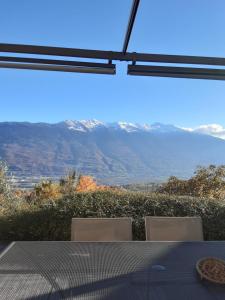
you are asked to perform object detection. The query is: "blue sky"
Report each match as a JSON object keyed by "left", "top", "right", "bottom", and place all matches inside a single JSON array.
[{"left": 1, "top": 0, "right": 225, "bottom": 128}]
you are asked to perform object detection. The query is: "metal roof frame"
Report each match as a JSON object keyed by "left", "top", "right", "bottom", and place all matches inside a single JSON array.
[{"left": 1, "top": 0, "right": 225, "bottom": 79}]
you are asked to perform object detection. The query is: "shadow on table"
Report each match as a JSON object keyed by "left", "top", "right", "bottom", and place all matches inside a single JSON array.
[{"left": 22, "top": 242, "right": 225, "bottom": 300}]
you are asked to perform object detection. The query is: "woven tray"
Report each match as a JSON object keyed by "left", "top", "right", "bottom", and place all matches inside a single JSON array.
[{"left": 196, "top": 257, "right": 225, "bottom": 284}]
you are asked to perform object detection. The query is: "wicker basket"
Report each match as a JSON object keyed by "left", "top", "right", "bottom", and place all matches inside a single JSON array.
[{"left": 196, "top": 257, "right": 225, "bottom": 284}]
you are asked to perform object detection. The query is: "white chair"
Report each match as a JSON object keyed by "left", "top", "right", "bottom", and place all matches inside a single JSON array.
[
  {"left": 71, "top": 217, "right": 132, "bottom": 241},
  {"left": 145, "top": 216, "right": 203, "bottom": 241}
]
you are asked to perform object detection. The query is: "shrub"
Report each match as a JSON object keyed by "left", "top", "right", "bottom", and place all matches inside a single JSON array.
[{"left": 0, "top": 190, "right": 225, "bottom": 241}]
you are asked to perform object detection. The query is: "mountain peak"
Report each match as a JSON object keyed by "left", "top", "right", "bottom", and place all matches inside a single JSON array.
[{"left": 64, "top": 119, "right": 105, "bottom": 132}]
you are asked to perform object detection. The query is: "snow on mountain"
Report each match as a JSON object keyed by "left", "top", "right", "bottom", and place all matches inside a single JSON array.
[
  {"left": 111, "top": 122, "right": 151, "bottom": 132},
  {"left": 62, "top": 120, "right": 225, "bottom": 140},
  {"left": 64, "top": 120, "right": 86, "bottom": 132},
  {"left": 64, "top": 119, "right": 105, "bottom": 132},
  {"left": 63, "top": 120, "right": 181, "bottom": 133},
  {"left": 79, "top": 119, "right": 105, "bottom": 129}
]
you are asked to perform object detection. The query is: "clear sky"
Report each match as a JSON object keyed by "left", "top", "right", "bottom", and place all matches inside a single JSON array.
[{"left": 1, "top": 0, "right": 225, "bottom": 128}]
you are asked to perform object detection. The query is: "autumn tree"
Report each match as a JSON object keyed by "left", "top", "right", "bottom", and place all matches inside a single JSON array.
[
  {"left": 59, "top": 171, "right": 80, "bottom": 195},
  {"left": 190, "top": 165, "right": 225, "bottom": 199},
  {"left": 0, "top": 161, "right": 26, "bottom": 213},
  {"left": 159, "top": 176, "right": 188, "bottom": 196},
  {"left": 0, "top": 161, "right": 11, "bottom": 199},
  {"left": 76, "top": 175, "right": 108, "bottom": 192},
  {"left": 159, "top": 165, "right": 225, "bottom": 200},
  {"left": 76, "top": 175, "right": 98, "bottom": 192},
  {"left": 31, "top": 180, "right": 61, "bottom": 204}
]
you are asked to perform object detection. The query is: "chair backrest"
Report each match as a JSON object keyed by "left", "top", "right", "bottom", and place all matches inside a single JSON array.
[
  {"left": 71, "top": 217, "right": 132, "bottom": 241},
  {"left": 145, "top": 216, "right": 203, "bottom": 241}
]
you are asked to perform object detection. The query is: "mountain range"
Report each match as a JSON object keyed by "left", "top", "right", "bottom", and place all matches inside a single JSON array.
[{"left": 0, "top": 120, "right": 225, "bottom": 184}]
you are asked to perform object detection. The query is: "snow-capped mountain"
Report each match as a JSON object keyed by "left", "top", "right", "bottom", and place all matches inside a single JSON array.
[
  {"left": 62, "top": 119, "right": 152, "bottom": 133},
  {"left": 61, "top": 119, "right": 225, "bottom": 139},
  {"left": 62, "top": 120, "right": 182, "bottom": 133},
  {"left": 0, "top": 120, "right": 224, "bottom": 184}
]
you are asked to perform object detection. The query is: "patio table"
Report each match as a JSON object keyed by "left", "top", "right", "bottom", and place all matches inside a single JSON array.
[{"left": 0, "top": 241, "right": 224, "bottom": 299}]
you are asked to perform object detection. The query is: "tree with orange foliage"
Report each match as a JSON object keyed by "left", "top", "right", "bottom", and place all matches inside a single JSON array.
[
  {"left": 76, "top": 176, "right": 98, "bottom": 192},
  {"left": 76, "top": 175, "right": 108, "bottom": 192}
]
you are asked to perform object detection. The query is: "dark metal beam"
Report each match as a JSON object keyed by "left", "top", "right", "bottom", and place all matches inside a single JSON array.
[
  {"left": 1, "top": 43, "right": 225, "bottom": 66},
  {"left": 0, "top": 62, "right": 116, "bottom": 74},
  {"left": 0, "top": 56, "right": 115, "bottom": 68},
  {"left": 122, "top": 0, "right": 140, "bottom": 53},
  {"left": 0, "top": 43, "right": 116, "bottom": 60},
  {"left": 0, "top": 57, "right": 116, "bottom": 74},
  {"left": 128, "top": 64, "right": 225, "bottom": 80}
]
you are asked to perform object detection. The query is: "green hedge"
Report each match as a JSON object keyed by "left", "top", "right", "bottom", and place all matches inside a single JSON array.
[{"left": 1, "top": 191, "right": 225, "bottom": 241}]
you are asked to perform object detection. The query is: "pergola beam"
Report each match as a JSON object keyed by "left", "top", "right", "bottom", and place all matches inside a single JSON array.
[
  {"left": 128, "top": 64, "right": 225, "bottom": 80},
  {"left": 0, "top": 55, "right": 115, "bottom": 68},
  {"left": 1, "top": 43, "right": 225, "bottom": 66},
  {"left": 0, "top": 61, "right": 116, "bottom": 74}
]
